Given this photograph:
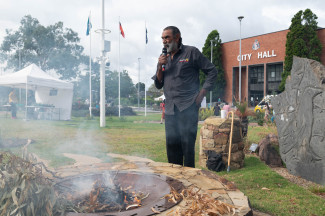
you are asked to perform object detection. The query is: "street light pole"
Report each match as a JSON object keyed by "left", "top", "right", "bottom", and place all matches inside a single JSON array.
[
  {"left": 138, "top": 58, "right": 141, "bottom": 111},
  {"left": 238, "top": 16, "right": 244, "bottom": 102},
  {"left": 210, "top": 40, "right": 213, "bottom": 107}
]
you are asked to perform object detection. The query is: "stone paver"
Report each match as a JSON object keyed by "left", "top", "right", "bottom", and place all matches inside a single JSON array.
[
  {"left": 63, "top": 153, "right": 102, "bottom": 166},
  {"left": 107, "top": 153, "right": 154, "bottom": 163}
]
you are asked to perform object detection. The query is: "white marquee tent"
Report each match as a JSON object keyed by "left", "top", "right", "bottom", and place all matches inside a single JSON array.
[
  {"left": 154, "top": 94, "right": 165, "bottom": 101},
  {"left": 0, "top": 64, "right": 73, "bottom": 120}
]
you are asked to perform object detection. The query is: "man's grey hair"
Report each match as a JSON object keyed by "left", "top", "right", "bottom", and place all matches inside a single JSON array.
[{"left": 164, "top": 26, "right": 182, "bottom": 46}]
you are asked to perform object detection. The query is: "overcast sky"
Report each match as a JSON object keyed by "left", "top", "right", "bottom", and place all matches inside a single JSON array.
[{"left": 0, "top": 0, "right": 324, "bottom": 88}]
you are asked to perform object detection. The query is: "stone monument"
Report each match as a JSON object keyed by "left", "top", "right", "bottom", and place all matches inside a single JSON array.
[
  {"left": 199, "top": 116, "right": 245, "bottom": 170},
  {"left": 272, "top": 56, "right": 325, "bottom": 185}
]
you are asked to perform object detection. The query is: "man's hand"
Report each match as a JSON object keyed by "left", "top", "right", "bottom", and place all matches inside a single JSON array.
[
  {"left": 156, "top": 54, "right": 169, "bottom": 83},
  {"left": 158, "top": 53, "right": 168, "bottom": 68},
  {"left": 195, "top": 89, "right": 207, "bottom": 107}
]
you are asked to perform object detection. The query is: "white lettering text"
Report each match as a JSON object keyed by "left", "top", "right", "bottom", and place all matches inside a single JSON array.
[
  {"left": 258, "top": 52, "right": 263, "bottom": 59},
  {"left": 238, "top": 50, "right": 277, "bottom": 61},
  {"left": 272, "top": 50, "right": 276, "bottom": 57}
]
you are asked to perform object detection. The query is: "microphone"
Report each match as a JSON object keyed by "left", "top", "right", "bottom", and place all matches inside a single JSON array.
[{"left": 162, "top": 48, "right": 167, "bottom": 71}]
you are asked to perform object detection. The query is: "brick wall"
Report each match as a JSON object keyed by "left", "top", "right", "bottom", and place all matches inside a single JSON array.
[{"left": 221, "top": 28, "right": 325, "bottom": 104}]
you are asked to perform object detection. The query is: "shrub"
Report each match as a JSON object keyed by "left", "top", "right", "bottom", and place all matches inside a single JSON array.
[
  {"left": 72, "top": 102, "right": 89, "bottom": 110},
  {"left": 199, "top": 107, "right": 215, "bottom": 121},
  {"left": 234, "top": 101, "right": 255, "bottom": 120},
  {"left": 255, "top": 112, "right": 264, "bottom": 126},
  {"left": 89, "top": 106, "right": 136, "bottom": 117},
  {"left": 71, "top": 109, "right": 89, "bottom": 117}
]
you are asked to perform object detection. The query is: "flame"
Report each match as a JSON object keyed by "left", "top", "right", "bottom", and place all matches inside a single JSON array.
[
  {"left": 133, "top": 196, "right": 141, "bottom": 205},
  {"left": 124, "top": 195, "right": 128, "bottom": 204}
]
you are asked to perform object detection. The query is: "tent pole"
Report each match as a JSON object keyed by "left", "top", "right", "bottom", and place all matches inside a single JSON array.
[{"left": 25, "top": 81, "right": 27, "bottom": 120}]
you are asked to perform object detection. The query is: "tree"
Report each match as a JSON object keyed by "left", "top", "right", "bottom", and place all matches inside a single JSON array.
[
  {"left": 279, "top": 9, "right": 322, "bottom": 91},
  {"left": 147, "top": 83, "right": 163, "bottom": 98},
  {"left": 0, "top": 15, "right": 87, "bottom": 80},
  {"left": 72, "top": 61, "right": 100, "bottom": 104},
  {"left": 135, "top": 82, "right": 145, "bottom": 92},
  {"left": 201, "top": 30, "right": 225, "bottom": 102},
  {"left": 105, "top": 70, "right": 136, "bottom": 100}
]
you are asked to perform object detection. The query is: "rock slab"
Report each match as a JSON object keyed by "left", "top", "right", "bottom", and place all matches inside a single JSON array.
[{"left": 271, "top": 56, "right": 325, "bottom": 185}]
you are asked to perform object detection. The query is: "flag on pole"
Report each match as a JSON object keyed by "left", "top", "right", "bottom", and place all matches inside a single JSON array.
[
  {"left": 146, "top": 27, "right": 148, "bottom": 44},
  {"left": 119, "top": 22, "right": 125, "bottom": 38},
  {"left": 86, "top": 15, "right": 92, "bottom": 36}
]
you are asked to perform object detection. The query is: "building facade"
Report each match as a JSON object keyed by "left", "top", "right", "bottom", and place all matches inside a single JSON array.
[{"left": 221, "top": 28, "right": 325, "bottom": 106}]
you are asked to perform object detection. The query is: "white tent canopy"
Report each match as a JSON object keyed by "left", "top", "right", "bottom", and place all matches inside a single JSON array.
[
  {"left": 154, "top": 94, "right": 165, "bottom": 101},
  {"left": 0, "top": 64, "right": 73, "bottom": 120}
]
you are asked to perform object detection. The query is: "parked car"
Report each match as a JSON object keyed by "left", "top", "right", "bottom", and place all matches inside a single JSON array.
[{"left": 254, "top": 95, "right": 276, "bottom": 113}]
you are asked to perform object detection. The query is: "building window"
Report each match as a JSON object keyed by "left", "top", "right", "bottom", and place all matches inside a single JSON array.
[
  {"left": 267, "top": 63, "right": 283, "bottom": 94},
  {"left": 267, "top": 63, "right": 283, "bottom": 82},
  {"left": 249, "top": 66, "right": 264, "bottom": 84}
]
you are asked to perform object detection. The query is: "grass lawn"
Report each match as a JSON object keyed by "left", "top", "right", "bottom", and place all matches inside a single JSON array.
[
  {"left": 219, "top": 156, "right": 325, "bottom": 216},
  {"left": 1, "top": 112, "right": 325, "bottom": 215}
]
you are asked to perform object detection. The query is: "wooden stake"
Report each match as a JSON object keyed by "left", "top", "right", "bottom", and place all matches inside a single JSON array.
[{"left": 227, "top": 111, "right": 234, "bottom": 172}]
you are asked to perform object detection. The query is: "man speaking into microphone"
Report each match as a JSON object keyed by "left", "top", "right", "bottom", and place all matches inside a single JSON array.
[{"left": 152, "top": 26, "right": 218, "bottom": 168}]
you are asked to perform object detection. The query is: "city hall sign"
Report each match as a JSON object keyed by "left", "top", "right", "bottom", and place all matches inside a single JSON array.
[{"left": 237, "top": 39, "right": 277, "bottom": 61}]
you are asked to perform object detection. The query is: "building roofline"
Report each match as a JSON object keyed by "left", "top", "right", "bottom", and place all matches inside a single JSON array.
[{"left": 222, "top": 27, "right": 325, "bottom": 44}]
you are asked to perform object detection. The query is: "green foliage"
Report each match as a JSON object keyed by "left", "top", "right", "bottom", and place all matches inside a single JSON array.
[
  {"left": 308, "top": 185, "right": 325, "bottom": 194},
  {"left": 234, "top": 101, "right": 254, "bottom": 118},
  {"left": 255, "top": 112, "right": 265, "bottom": 126},
  {"left": 200, "top": 30, "right": 225, "bottom": 101},
  {"left": 87, "top": 107, "right": 136, "bottom": 117},
  {"left": 135, "top": 82, "right": 145, "bottom": 92},
  {"left": 235, "top": 101, "right": 248, "bottom": 114},
  {"left": 0, "top": 151, "right": 67, "bottom": 215},
  {"left": 73, "top": 69, "right": 136, "bottom": 105},
  {"left": 280, "top": 9, "right": 322, "bottom": 91},
  {"left": 106, "top": 70, "right": 136, "bottom": 99},
  {"left": 199, "top": 107, "right": 215, "bottom": 121},
  {"left": 147, "top": 83, "right": 164, "bottom": 98},
  {"left": 0, "top": 15, "right": 87, "bottom": 80}
]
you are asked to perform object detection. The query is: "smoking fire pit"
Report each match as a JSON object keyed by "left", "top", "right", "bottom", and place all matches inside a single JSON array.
[
  {"left": 55, "top": 171, "right": 184, "bottom": 216},
  {"left": 54, "top": 158, "right": 253, "bottom": 215}
]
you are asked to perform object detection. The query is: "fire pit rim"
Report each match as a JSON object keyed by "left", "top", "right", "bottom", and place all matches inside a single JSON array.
[{"left": 54, "top": 170, "right": 185, "bottom": 216}]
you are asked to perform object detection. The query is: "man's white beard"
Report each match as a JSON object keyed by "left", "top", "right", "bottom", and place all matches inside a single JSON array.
[{"left": 166, "top": 40, "right": 178, "bottom": 53}]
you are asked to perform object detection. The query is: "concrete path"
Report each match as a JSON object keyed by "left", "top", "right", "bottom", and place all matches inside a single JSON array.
[{"left": 63, "top": 153, "right": 102, "bottom": 166}]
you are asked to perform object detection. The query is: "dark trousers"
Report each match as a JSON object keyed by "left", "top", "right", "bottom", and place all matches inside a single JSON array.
[
  {"left": 10, "top": 102, "right": 16, "bottom": 118},
  {"left": 165, "top": 103, "right": 199, "bottom": 168}
]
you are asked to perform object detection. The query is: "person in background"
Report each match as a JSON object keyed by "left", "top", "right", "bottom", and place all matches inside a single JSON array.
[
  {"left": 271, "top": 109, "right": 275, "bottom": 123},
  {"left": 214, "top": 103, "right": 220, "bottom": 116},
  {"left": 222, "top": 102, "right": 231, "bottom": 116},
  {"left": 9, "top": 89, "right": 18, "bottom": 119},
  {"left": 160, "top": 99, "right": 165, "bottom": 124},
  {"left": 264, "top": 103, "right": 270, "bottom": 122},
  {"left": 255, "top": 98, "right": 259, "bottom": 106},
  {"left": 152, "top": 26, "right": 218, "bottom": 168}
]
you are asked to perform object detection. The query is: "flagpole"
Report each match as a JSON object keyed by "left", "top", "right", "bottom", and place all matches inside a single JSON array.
[
  {"left": 89, "top": 11, "right": 92, "bottom": 118},
  {"left": 144, "top": 21, "right": 147, "bottom": 117},
  {"left": 99, "top": 0, "right": 106, "bottom": 127},
  {"left": 118, "top": 17, "right": 121, "bottom": 118}
]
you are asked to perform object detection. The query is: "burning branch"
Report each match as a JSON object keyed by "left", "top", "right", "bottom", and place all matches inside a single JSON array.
[{"left": 60, "top": 177, "right": 150, "bottom": 213}]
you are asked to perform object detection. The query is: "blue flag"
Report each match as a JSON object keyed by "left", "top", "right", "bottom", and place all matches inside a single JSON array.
[
  {"left": 86, "top": 16, "right": 92, "bottom": 36},
  {"left": 146, "top": 28, "right": 148, "bottom": 44}
]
